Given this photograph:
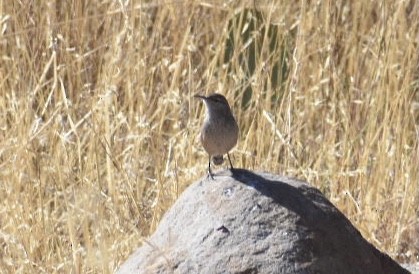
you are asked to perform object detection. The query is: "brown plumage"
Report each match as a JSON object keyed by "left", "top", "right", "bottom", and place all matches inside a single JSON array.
[{"left": 195, "top": 93, "right": 239, "bottom": 178}]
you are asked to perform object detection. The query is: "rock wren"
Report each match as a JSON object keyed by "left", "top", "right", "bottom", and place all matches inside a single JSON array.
[{"left": 195, "top": 93, "right": 239, "bottom": 178}]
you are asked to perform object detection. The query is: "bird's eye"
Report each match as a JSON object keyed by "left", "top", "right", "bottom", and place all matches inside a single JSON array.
[{"left": 214, "top": 97, "right": 224, "bottom": 103}]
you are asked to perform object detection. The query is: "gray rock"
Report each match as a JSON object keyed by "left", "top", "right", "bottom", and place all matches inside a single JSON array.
[
  {"left": 403, "top": 263, "right": 419, "bottom": 273},
  {"left": 117, "top": 169, "right": 409, "bottom": 274}
]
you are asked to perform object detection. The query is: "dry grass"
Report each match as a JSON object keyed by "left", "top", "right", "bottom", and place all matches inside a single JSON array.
[{"left": 0, "top": 0, "right": 418, "bottom": 273}]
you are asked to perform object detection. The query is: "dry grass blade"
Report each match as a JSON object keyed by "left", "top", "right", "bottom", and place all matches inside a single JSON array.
[{"left": 0, "top": 0, "right": 418, "bottom": 272}]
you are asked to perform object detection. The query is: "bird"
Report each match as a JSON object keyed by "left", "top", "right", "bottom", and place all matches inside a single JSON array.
[{"left": 195, "top": 93, "right": 239, "bottom": 178}]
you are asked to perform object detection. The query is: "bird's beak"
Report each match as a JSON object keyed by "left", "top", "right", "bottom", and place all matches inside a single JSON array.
[{"left": 194, "top": 94, "right": 206, "bottom": 100}]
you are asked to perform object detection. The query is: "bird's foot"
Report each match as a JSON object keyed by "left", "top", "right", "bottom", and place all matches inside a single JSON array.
[{"left": 207, "top": 171, "right": 215, "bottom": 180}]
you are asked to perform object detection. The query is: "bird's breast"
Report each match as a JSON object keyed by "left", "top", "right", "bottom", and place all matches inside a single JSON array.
[{"left": 200, "top": 115, "right": 238, "bottom": 156}]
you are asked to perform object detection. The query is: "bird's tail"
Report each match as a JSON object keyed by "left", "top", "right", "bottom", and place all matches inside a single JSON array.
[{"left": 212, "top": 155, "right": 224, "bottom": 165}]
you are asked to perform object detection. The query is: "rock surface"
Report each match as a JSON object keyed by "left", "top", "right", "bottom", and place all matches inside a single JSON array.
[{"left": 117, "top": 169, "right": 409, "bottom": 274}]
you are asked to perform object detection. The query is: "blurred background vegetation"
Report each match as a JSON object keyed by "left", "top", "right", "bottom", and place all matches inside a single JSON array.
[{"left": 0, "top": 1, "right": 418, "bottom": 272}]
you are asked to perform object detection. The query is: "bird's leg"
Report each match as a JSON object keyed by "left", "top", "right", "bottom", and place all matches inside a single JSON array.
[
  {"left": 227, "top": 153, "right": 234, "bottom": 170},
  {"left": 207, "top": 155, "right": 214, "bottom": 179}
]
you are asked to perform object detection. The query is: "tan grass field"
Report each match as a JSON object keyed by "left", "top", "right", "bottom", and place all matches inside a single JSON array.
[{"left": 1, "top": 1, "right": 418, "bottom": 273}]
